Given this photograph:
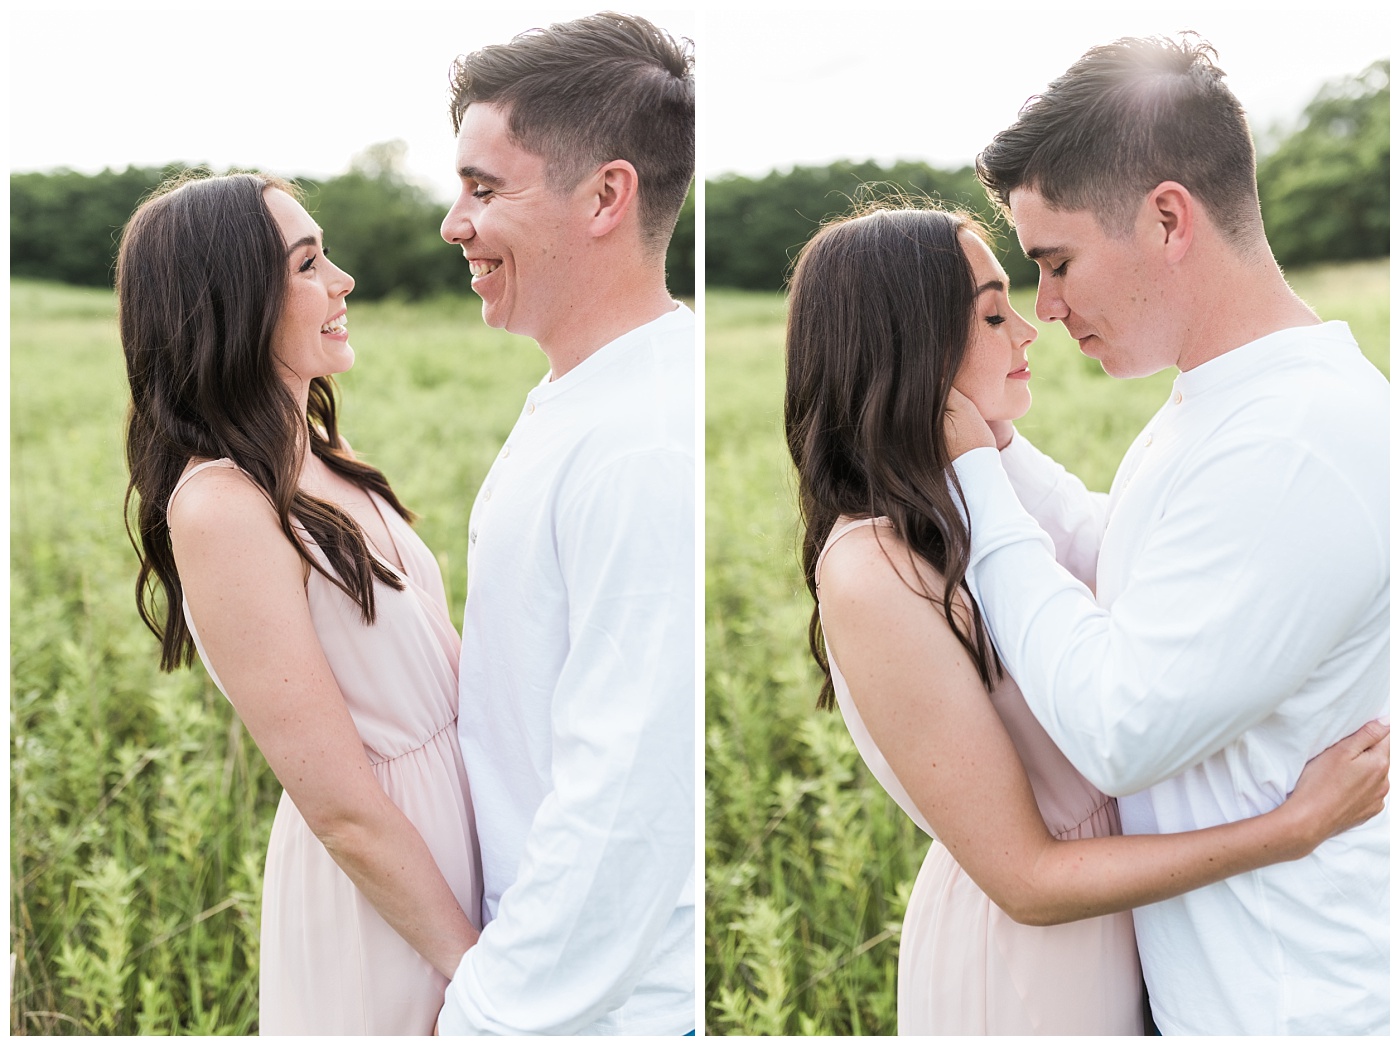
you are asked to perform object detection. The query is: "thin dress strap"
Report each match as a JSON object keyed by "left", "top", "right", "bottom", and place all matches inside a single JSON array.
[
  {"left": 167, "top": 458, "right": 239, "bottom": 513},
  {"left": 815, "top": 516, "right": 892, "bottom": 593}
]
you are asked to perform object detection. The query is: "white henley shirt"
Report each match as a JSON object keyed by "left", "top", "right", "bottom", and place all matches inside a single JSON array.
[
  {"left": 952, "top": 321, "right": 1389, "bottom": 1034},
  {"left": 439, "top": 305, "right": 696, "bottom": 1035}
]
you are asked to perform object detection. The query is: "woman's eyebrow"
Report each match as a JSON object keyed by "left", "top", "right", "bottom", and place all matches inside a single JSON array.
[{"left": 284, "top": 231, "right": 322, "bottom": 256}]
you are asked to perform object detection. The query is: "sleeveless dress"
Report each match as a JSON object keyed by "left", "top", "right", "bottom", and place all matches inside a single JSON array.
[
  {"left": 816, "top": 518, "right": 1143, "bottom": 1035},
  {"left": 169, "top": 459, "right": 483, "bottom": 1035}
]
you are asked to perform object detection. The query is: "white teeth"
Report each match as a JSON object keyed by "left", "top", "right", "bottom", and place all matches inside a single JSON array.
[
  {"left": 321, "top": 318, "right": 347, "bottom": 335},
  {"left": 470, "top": 259, "right": 501, "bottom": 278}
]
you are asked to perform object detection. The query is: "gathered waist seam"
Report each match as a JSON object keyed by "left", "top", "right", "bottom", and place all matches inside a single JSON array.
[
  {"left": 1051, "top": 794, "right": 1118, "bottom": 841},
  {"left": 367, "top": 718, "right": 458, "bottom": 767}
]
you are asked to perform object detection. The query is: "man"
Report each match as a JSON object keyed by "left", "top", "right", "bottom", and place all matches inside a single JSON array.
[
  {"left": 944, "top": 35, "right": 1388, "bottom": 1034},
  {"left": 435, "top": 13, "right": 695, "bottom": 1035}
]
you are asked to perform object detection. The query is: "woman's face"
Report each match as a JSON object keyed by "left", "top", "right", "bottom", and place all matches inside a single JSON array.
[
  {"left": 953, "top": 229, "right": 1038, "bottom": 423},
  {"left": 265, "top": 188, "right": 355, "bottom": 397}
]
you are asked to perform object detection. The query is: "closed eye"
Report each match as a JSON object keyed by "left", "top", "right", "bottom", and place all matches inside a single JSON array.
[
  {"left": 986, "top": 315, "right": 1006, "bottom": 326},
  {"left": 471, "top": 187, "right": 494, "bottom": 200},
  {"left": 1050, "top": 260, "right": 1068, "bottom": 277}
]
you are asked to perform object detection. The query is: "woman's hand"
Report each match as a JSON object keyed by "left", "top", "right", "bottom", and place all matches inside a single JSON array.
[{"left": 1282, "top": 719, "right": 1390, "bottom": 852}]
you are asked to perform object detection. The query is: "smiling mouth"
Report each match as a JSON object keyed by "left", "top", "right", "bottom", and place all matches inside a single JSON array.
[
  {"left": 321, "top": 316, "right": 347, "bottom": 335},
  {"left": 469, "top": 259, "right": 501, "bottom": 278}
]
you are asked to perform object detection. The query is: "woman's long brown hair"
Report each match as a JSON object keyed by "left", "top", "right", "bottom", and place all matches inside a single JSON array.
[
  {"left": 783, "top": 205, "right": 1003, "bottom": 710},
  {"left": 118, "top": 171, "right": 413, "bottom": 671}
]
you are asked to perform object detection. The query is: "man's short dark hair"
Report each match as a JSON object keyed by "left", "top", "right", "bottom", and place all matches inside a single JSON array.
[
  {"left": 448, "top": 11, "right": 695, "bottom": 252},
  {"left": 977, "top": 34, "right": 1262, "bottom": 244}
]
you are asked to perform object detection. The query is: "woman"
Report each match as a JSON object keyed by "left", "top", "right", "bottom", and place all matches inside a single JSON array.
[
  {"left": 783, "top": 204, "right": 1389, "bottom": 1034},
  {"left": 119, "top": 171, "right": 481, "bottom": 1034}
]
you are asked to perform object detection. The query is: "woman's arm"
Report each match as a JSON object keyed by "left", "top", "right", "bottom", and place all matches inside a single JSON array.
[
  {"left": 818, "top": 526, "right": 1388, "bottom": 927},
  {"left": 169, "top": 467, "right": 478, "bottom": 975}
]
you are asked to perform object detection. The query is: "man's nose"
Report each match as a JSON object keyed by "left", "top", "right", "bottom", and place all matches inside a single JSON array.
[
  {"left": 441, "top": 199, "right": 474, "bottom": 245},
  {"left": 1035, "top": 276, "right": 1067, "bottom": 324}
]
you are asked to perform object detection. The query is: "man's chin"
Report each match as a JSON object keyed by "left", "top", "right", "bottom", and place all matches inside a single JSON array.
[{"left": 477, "top": 300, "right": 509, "bottom": 332}]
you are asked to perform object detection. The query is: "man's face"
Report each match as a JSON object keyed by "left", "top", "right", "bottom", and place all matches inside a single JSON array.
[
  {"left": 440, "top": 102, "right": 585, "bottom": 344},
  {"left": 1009, "top": 187, "right": 1175, "bottom": 379}
]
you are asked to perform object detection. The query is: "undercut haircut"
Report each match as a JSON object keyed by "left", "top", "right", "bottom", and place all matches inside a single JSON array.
[
  {"left": 448, "top": 11, "right": 695, "bottom": 253},
  {"left": 976, "top": 33, "right": 1263, "bottom": 244}
]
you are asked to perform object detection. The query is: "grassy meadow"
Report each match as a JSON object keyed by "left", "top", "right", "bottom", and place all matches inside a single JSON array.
[
  {"left": 9, "top": 278, "right": 550, "bottom": 1034},
  {"left": 703, "top": 259, "right": 1391, "bottom": 1035}
]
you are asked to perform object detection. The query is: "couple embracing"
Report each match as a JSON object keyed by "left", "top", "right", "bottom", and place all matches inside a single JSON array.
[
  {"left": 120, "top": 13, "right": 695, "bottom": 1036},
  {"left": 788, "top": 35, "right": 1388, "bottom": 1034}
]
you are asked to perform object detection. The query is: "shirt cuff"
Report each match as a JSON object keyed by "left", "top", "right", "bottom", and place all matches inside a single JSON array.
[
  {"left": 951, "top": 447, "right": 1054, "bottom": 568},
  {"left": 437, "top": 949, "right": 475, "bottom": 1035}
]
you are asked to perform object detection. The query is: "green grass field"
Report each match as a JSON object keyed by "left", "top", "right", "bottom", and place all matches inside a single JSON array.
[
  {"left": 9, "top": 278, "right": 550, "bottom": 1034},
  {"left": 703, "top": 258, "right": 1390, "bottom": 1035}
]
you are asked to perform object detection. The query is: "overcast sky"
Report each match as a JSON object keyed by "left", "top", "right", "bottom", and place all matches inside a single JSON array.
[
  {"left": 6, "top": 6, "right": 1389, "bottom": 199},
  {"left": 8, "top": 6, "right": 696, "bottom": 205}
]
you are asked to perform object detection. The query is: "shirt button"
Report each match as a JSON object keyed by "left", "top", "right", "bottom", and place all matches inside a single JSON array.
[
  {"left": 501, "top": 444, "right": 510, "bottom": 459},
  {"left": 469, "top": 528, "right": 477, "bottom": 545},
  {"left": 483, "top": 489, "right": 492, "bottom": 502},
  {"left": 526, "top": 402, "right": 536, "bottom": 415},
  {"left": 1145, "top": 434, "right": 1154, "bottom": 447},
  {"left": 1173, "top": 390, "right": 1183, "bottom": 404}
]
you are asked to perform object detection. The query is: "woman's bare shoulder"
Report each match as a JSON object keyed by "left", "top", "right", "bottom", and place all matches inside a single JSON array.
[
  {"left": 167, "top": 462, "right": 283, "bottom": 558},
  {"left": 819, "top": 520, "right": 947, "bottom": 611}
]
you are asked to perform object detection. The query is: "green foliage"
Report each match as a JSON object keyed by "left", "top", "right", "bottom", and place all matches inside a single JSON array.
[
  {"left": 1258, "top": 61, "right": 1390, "bottom": 267},
  {"left": 301, "top": 141, "right": 464, "bottom": 302},
  {"left": 10, "top": 278, "right": 548, "bottom": 1033},
  {"left": 9, "top": 146, "right": 696, "bottom": 301},
  {"left": 704, "top": 261, "right": 1389, "bottom": 1035},
  {"left": 10, "top": 165, "right": 182, "bottom": 287},
  {"left": 706, "top": 160, "right": 1034, "bottom": 293},
  {"left": 668, "top": 183, "right": 696, "bottom": 299}
]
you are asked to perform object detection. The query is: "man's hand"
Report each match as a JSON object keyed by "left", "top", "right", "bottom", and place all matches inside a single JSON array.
[
  {"left": 988, "top": 419, "right": 1015, "bottom": 451},
  {"left": 944, "top": 387, "right": 996, "bottom": 459}
]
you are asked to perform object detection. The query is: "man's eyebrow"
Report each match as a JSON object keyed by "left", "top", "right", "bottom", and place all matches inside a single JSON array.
[
  {"left": 458, "top": 164, "right": 503, "bottom": 185},
  {"left": 1025, "top": 245, "right": 1065, "bottom": 261}
]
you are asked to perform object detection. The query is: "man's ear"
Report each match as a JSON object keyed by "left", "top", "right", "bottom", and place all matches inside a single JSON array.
[
  {"left": 584, "top": 159, "right": 640, "bottom": 238},
  {"left": 1145, "top": 180, "right": 1194, "bottom": 265}
]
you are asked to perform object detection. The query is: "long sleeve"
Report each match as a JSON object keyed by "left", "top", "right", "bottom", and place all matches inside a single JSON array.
[
  {"left": 998, "top": 429, "right": 1109, "bottom": 589},
  {"left": 953, "top": 428, "right": 1386, "bottom": 797},
  {"left": 440, "top": 446, "right": 695, "bottom": 1035}
]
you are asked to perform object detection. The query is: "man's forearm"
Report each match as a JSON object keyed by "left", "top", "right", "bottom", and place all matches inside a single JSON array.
[
  {"left": 952, "top": 441, "right": 1383, "bottom": 795},
  {"left": 998, "top": 430, "right": 1107, "bottom": 588}
]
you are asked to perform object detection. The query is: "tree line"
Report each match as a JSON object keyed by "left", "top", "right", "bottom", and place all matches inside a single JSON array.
[
  {"left": 8, "top": 60, "right": 1384, "bottom": 300},
  {"left": 707, "top": 59, "right": 1389, "bottom": 291},
  {"left": 9, "top": 139, "right": 695, "bottom": 300}
]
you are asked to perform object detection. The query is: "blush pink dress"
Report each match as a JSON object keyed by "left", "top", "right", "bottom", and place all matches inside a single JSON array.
[
  {"left": 817, "top": 518, "right": 1143, "bottom": 1035},
  {"left": 169, "top": 459, "right": 482, "bottom": 1035}
]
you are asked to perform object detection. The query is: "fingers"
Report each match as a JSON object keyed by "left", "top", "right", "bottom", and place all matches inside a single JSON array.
[
  {"left": 1371, "top": 731, "right": 1389, "bottom": 764},
  {"left": 1345, "top": 718, "right": 1390, "bottom": 755}
]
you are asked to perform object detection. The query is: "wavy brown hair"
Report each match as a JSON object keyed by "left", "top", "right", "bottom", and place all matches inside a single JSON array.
[
  {"left": 784, "top": 204, "right": 1002, "bottom": 710},
  {"left": 118, "top": 171, "right": 413, "bottom": 672}
]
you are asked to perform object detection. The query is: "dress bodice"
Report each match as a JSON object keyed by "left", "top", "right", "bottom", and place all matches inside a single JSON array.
[{"left": 816, "top": 517, "right": 1118, "bottom": 841}]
